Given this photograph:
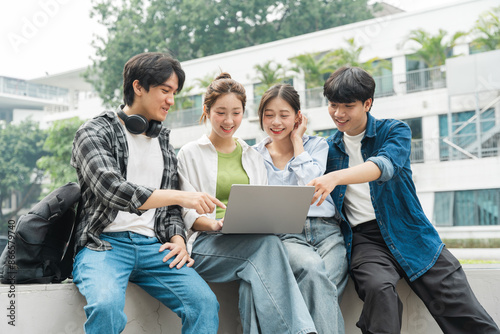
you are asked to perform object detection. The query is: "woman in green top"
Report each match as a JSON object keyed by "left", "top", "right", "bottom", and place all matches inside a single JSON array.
[{"left": 177, "top": 73, "right": 316, "bottom": 334}]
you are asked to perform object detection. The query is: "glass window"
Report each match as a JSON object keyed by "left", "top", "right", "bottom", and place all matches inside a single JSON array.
[
  {"left": 434, "top": 189, "right": 500, "bottom": 226},
  {"left": 402, "top": 117, "right": 423, "bottom": 163},
  {"left": 469, "top": 42, "right": 488, "bottom": 55},
  {"left": 372, "top": 58, "right": 394, "bottom": 98},
  {"left": 439, "top": 108, "right": 496, "bottom": 160}
]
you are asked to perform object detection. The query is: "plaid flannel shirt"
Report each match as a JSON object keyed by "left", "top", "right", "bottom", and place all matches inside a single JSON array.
[{"left": 70, "top": 109, "right": 186, "bottom": 251}]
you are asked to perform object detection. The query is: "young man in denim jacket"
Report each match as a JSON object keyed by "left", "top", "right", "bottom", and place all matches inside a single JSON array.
[
  {"left": 71, "top": 52, "right": 222, "bottom": 334},
  {"left": 308, "top": 66, "right": 499, "bottom": 334}
]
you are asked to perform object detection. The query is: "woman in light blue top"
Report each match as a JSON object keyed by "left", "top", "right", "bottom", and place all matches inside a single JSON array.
[
  {"left": 254, "top": 84, "right": 348, "bottom": 334},
  {"left": 177, "top": 74, "right": 316, "bottom": 334}
]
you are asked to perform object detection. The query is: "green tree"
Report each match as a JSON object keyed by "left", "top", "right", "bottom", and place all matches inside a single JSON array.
[
  {"left": 329, "top": 38, "right": 391, "bottom": 75},
  {"left": 87, "top": 0, "right": 374, "bottom": 107},
  {"left": 404, "top": 29, "right": 466, "bottom": 68},
  {"left": 0, "top": 120, "right": 47, "bottom": 226},
  {"left": 290, "top": 38, "right": 391, "bottom": 88},
  {"left": 470, "top": 6, "right": 500, "bottom": 52},
  {"left": 194, "top": 72, "right": 219, "bottom": 91},
  {"left": 37, "top": 117, "right": 84, "bottom": 195},
  {"left": 253, "top": 60, "right": 288, "bottom": 96},
  {"left": 290, "top": 51, "right": 337, "bottom": 89},
  {"left": 169, "top": 86, "right": 195, "bottom": 113},
  {"left": 85, "top": 0, "right": 159, "bottom": 108}
]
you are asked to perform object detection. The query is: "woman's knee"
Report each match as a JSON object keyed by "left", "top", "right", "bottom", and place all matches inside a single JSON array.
[{"left": 259, "top": 235, "right": 287, "bottom": 253}]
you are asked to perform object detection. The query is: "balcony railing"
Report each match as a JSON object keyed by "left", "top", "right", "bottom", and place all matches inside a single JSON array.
[
  {"left": 0, "top": 76, "right": 69, "bottom": 104},
  {"left": 164, "top": 106, "right": 202, "bottom": 128},
  {"left": 166, "top": 67, "right": 448, "bottom": 128},
  {"left": 295, "top": 66, "right": 447, "bottom": 109},
  {"left": 410, "top": 139, "right": 424, "bottom": 163},
  {"left": 397, "top": 66, "right": 447, "bottom": 94}
]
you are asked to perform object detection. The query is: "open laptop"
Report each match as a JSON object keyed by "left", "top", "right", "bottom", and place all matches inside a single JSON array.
[{"left": 221, "top": 184, "right": 315, "bottom": 234}]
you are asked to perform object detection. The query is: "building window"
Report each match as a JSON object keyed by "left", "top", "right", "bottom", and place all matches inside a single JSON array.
[
  {"left": 405, "top": 55, "right": 446, "bottom": 93},
  {"left": 434, "top": 189, "right": 500, "bottom": 227},
  {"left": 372, "top": 58, "right": 394, "bottom": 98},
  {"left": 469, "top": 42, "right": 488, "bottom": 55},
  {"left": 165, "top": 94, "right": 203, "bottom": 128},
  {"left": 401, "top": 117, "right": 424, "bottom": 163},
  {"left": 438, "top": 108, "right": 497, "bottom": 160}
]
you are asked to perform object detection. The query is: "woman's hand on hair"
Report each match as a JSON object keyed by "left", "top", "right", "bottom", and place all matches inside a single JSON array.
[
  {"left": 291, "top": 112, "right": 307, "bottom": 157},
  {"left": 291, "top": 111, "right": 307, "bottom": 141}
]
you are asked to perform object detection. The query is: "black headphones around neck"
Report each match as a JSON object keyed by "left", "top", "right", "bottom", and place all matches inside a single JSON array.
[{"left": 117, "top": 110, "right": 162, "bottom": 138}]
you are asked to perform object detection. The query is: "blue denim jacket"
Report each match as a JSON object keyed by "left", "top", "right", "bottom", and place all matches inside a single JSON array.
[{"left": 326, "top": 113, "right": 444, "bottom": 281}]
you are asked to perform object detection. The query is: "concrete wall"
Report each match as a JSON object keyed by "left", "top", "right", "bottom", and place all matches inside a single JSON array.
[{"left": 1, "top": 266, "right": 499, "bottom": 334}]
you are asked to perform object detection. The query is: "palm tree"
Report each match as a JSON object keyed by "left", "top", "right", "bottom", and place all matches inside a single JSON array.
[
  {"left": 330, "top": 38, "right": 391, "bottom": 75},
  {"left": 289, "top": 51, "right": 337, "bottom": 89},
  {"left": 194, "top": 72, "right": 218, "bottom": 90},
  {"left": 470, "top": 6, "right": 500, "bottom": 52},
  {"left": 404, "top": 28, "right": 466, "bottom": 68},
  {"left": 169, "top": 85, "right": 194, "bottom": 112},
  {"left": 290, "top": 38, "right": 391, "bottom": 89},
  {"left": 253, "top": 60, "right": 288, "bottom": 96}
]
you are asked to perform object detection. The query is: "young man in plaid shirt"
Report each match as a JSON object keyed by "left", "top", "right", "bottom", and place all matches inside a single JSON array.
[{"left": 71, "top": 52, "right": 223, "bottom": 334}]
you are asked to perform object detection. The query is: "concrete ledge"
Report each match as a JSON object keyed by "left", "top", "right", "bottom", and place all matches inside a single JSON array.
[{"left": 1, "top": 266, "right": 499, "bottom": 333}]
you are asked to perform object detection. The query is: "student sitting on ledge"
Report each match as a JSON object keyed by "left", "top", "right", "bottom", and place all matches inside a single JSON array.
[{"left": 308, "top": 66, "right": 500, "bottom": 334}]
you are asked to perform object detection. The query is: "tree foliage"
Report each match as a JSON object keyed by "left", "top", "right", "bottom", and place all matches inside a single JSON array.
[
  {"left": 253, "top": 60, "right": 288, "bottom": 95},
  {"left": 0, "top": 120, "right": 47, "bottom": 225},
  {"left": 404, "top": 28, "right": 466, "bottom": 68},
  {"left": 290, "top": 51, "right": 338, "bottom": 89},
  {"left": 290, "top": 38, "right": 391, "bottom": 89},
  {"left": 86, "top": 0, "right": 374, "bottom": 107},
  {"left": 470, "top": 6, "right": 500, "bottom": 52},
  {"left": 37, "top": 117, "right": 84, "bottom": 195}
]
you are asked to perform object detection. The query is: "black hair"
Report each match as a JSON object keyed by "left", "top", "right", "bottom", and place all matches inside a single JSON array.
[
  {"left": 323, "top": 66, "right": 375, "bottom": 110},
  {"left": 258, "top": 84, "right": 300, "bottom": 130},
  {"left": 200, "top": 72, "right": 246, "bottom": 123},
  {"left": 123, "top": 52, "right": 185, "bottom": 106}
]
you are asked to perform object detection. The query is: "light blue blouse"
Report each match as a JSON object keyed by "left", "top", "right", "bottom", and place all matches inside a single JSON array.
[{"left": 254, "top": 135, "right": 338, "bottom": 218}]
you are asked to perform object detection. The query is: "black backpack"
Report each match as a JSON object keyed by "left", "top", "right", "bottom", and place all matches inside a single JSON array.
[{"left": 0, "top": 182, "right": 81, "bottom": 284}]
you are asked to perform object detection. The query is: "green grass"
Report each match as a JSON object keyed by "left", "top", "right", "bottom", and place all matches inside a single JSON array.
[
  {"left": 442, "top": 238, "right": 500, "bottom": 248},
  {"left": 459, "top": 259, "right": 500, "bottom": 264}
]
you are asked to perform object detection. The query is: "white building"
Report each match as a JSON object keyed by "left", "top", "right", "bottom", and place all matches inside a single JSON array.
[{"left": 2, "top": 0, "right": 499, "bottom": 239}]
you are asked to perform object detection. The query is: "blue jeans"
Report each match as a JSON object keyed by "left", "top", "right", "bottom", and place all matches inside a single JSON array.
[
  {"left": 192, "top": 233, "right": 316, "bottom": 334},
  {"left": 281, "top": 217, "right": 348, "bottom": 334},
  {"left": 73, "top": 232, "right": 219, "bottom": 334}
]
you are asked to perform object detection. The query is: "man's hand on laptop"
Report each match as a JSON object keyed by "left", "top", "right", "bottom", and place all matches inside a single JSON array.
[
  {"left": 193, "top": 216, "right": 224, "bottom": 231},
  {"left": 179, "top": 192, "right": 226, "bottom": 214},
  {"left": 214, "top": 218, "right": 224, "bottom": 231},
  {"left": 307, "top": 174, "right": 337, "bottom": 206}
]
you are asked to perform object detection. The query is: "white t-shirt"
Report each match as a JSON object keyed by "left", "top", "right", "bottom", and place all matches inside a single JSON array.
[
  {"left": 342, "top": 131, "right": 377, "bottom": 226},
  {"left": 103, "top": 124, "right": 163, "bottom": 237}
]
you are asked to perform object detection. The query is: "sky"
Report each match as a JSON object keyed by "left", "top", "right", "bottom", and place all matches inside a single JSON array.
[{"left": 0, "top": 0, "right": 460, "bottom": 81}]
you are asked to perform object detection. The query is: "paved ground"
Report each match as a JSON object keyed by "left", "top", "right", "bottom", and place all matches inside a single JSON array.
[{"left": 448, "top": 248, "right": 500, "bottom": 261}]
